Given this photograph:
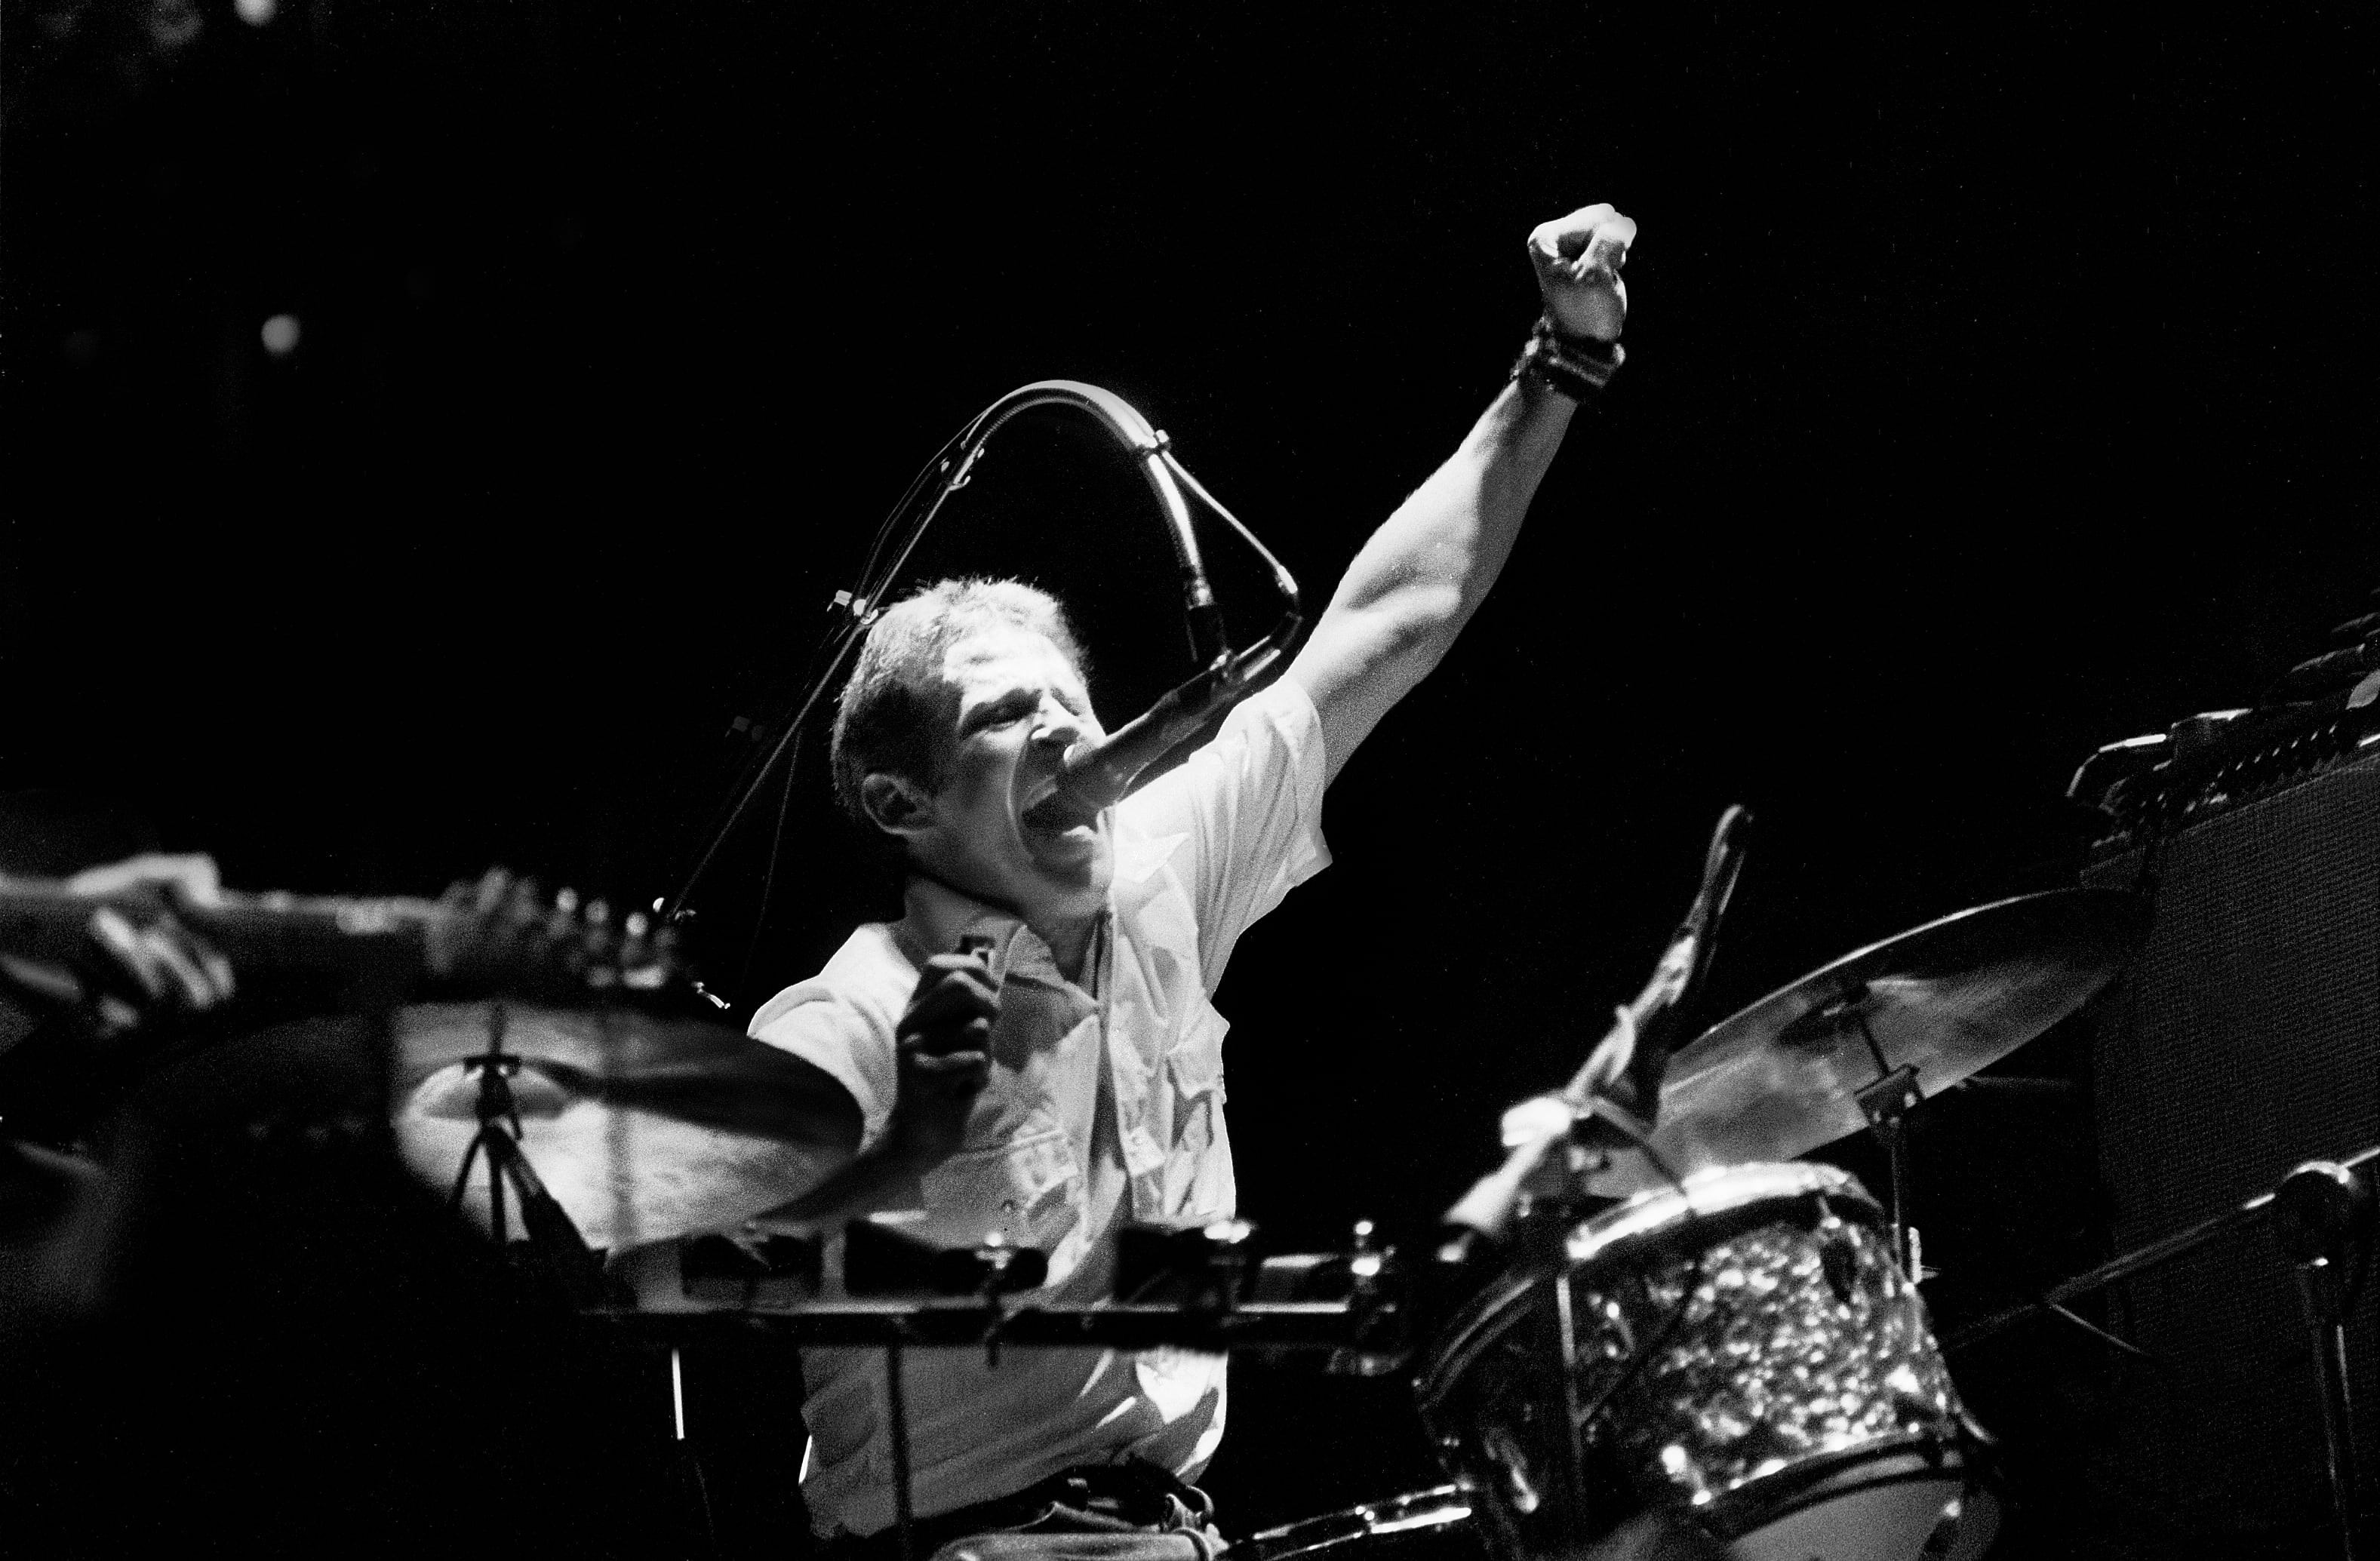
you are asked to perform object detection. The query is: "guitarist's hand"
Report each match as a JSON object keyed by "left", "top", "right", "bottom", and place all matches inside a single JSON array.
[{"left": 0, "top": 855, "right": 235, "bottom": 1039}]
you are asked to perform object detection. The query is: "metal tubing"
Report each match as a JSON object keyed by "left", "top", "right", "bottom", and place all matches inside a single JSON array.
[
  {"left": 1946, "top": 1142, "right": 2380, "bottom": 1352},
  {"left": 2295, "top": 1272, "right": 2363, "bottom": 1561},
  {"left": 952, "top": 380, "right": 1219, "bottom": 649},
  {"left": 666, "top": 379, "right": 1300, "bottom": 925}
]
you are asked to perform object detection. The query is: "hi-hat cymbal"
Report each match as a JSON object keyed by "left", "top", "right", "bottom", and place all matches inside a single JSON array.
[
  {"left": 390, "top": 1003, "right": 858, "bottom": 1252},
  {"left": 1585, "top": 888, "right": 2148, "bottom": 1196}
]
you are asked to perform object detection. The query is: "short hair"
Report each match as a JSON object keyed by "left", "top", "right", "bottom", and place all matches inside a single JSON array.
[{"left": 829, "top": 577, "right": 1090, "bottom": 825}]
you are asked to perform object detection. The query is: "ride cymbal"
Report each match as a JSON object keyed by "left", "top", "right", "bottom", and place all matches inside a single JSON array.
[{"left": 1586, "top": 888, "right": 2148, "bottom": 1196}]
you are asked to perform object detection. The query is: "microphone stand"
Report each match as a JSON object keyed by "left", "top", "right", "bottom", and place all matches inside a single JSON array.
[
  {"left": 2277, "top": 1160, "right": 2375, "bottom": 1561},
  {"left": 663, "top": 381, "right": 1302, "bottom": 973},
  {"left": 443, "top": 1003, "right": 613, "bottom": 1309},
  {"left": 1438, "top": 807, "right": 1751, "bottom": 1261},
  {"left": 1948, "top": 1144, "right": 2377, "bottom": 1560}
]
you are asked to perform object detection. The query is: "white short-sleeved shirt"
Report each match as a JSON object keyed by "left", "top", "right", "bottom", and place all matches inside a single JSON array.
[{"left": 748, "top": 676, "right": 1331, "bottom": 1538}]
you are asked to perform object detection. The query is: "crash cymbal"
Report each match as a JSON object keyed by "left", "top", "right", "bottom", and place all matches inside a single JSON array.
[
  {"left": 390, "top": 1003, "right": 857, "bottom": 1252},
  {"left": 1585, "top": 888, "right": 2148, "bottom": 1196},
  {"left": 392, "top": 1000, "right": 857, "bottom": 1142}
]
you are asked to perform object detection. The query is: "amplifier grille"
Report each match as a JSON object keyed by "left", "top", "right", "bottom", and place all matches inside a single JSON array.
[{"left": 2081, "top": 751, "right": 2380, "bottom": 1544}]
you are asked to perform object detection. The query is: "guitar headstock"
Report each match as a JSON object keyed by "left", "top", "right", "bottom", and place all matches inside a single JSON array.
[{"left": 422, "top": 869, "right": 691, "bottom": 1006}]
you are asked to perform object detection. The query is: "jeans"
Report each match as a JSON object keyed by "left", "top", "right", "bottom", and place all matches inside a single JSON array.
[{"left": 824, "top": 1463, "right": 1225, "bottom": 1561}]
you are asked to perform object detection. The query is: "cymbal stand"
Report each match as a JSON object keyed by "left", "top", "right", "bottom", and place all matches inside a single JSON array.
[
  {"left": 1825, "top": 982, "right": 1926, "bottom": 1280},
  {"left": 887, "top": 1339, "right": 917, "bottom": 1561},
  {"left": 2274, "top": 1160, "right": 2375, "bottom": 1561},
  {"left": 444, "top": 1003, "right": 612, "bottom": 1307}
]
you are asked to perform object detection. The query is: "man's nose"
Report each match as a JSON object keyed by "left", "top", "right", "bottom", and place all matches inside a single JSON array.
[{"left": 1031, "top": 702, "right": 1084, "bottom": 753}]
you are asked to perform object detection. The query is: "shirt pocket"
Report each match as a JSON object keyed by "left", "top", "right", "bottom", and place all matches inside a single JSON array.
[
  {"left": 1162, "top": 1004, "right": 1234, "bottom": 1219},
  {"left": 916, "top": 1121, "right": 1081, "bottom": 1261}
]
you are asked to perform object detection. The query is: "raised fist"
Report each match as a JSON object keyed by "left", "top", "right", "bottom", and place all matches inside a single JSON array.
[{"left": 1528, "top": 202, "right": 1636, "bottom": 343}]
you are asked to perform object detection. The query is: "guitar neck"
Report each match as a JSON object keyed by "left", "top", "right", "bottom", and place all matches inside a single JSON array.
[{"left": 0, "top": 884, "right": 447, "bottom": 979}]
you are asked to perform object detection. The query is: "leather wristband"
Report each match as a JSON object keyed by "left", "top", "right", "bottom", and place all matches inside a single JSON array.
[{"left": 1512, "top": 315, "right": 1624, "bottom": 401}]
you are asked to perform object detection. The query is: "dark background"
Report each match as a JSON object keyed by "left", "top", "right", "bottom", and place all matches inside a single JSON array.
[{"left": 2, "top": 2, "right": 2374, "bottom": 1556}]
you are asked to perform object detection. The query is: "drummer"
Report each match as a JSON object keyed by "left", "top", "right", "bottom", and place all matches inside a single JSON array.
[{"left": 743, "top": 200, "right": 1637, "bottom": 1561}]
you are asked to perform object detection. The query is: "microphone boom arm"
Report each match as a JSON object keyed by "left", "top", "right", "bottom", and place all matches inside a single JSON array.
[{"left": 666, "top": 379, "right": 1301, "bottom": 924}]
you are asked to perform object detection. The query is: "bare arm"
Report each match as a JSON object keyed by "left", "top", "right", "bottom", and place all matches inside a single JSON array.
[{"left": 1289, "top": 203, "right": 1634, "bottom": 786}]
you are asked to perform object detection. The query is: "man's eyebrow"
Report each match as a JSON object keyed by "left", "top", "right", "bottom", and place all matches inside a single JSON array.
[{"left": 961, "top": 687, "right": 1037, "bottom": 730}]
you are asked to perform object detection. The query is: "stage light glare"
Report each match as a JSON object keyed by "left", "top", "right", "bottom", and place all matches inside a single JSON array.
[
  {"left": 260, "top": 313, "right": 302, "bottom": 356},
  {"left": 235, "top": 0, "right": 275, "bottom": 23}
]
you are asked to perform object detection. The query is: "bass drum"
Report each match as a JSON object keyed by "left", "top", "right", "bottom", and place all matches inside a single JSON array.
[
  {"left": 1235, "top": 1486, "right": 1484, "bottom": 1561},
  {"left": 1418, "top": 1163, "right": 1997, "bottom": 1561}
]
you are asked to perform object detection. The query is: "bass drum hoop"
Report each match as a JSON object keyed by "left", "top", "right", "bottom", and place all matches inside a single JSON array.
[{"left": 1696, "top": 1437, "right": 1966, "bottom": 1540}]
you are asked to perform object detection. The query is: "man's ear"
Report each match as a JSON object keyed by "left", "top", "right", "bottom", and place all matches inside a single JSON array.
[{"left": 858, "top": 773, "right": 935, "bottom": 838}]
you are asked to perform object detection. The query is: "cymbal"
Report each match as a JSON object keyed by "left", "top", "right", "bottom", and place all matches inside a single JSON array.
[
  {"left": 392, "top": 1000, "right": 858, "bottom": 1142},
  {"left": 1585, "top": 888, "right": 2148, "bottom": 1196},
  {"left": 390, "top": 1003, "right": 857, "bottom": 1252}
]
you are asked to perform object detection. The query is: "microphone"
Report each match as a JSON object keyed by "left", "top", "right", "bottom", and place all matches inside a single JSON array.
[{"left": 1020, "top": 659, "right": 1260, "bottom": 831}]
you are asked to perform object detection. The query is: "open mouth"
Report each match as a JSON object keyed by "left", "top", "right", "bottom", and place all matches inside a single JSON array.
[
  {"left": 1021, "top": 806, "right": 1096, "bottom": 842},
  {"left": 1018, "top": 784, "right": 1098, "bottom": 842},
  {"left": 1016, "top": 773, "right": 1080, "bottom": 835}
]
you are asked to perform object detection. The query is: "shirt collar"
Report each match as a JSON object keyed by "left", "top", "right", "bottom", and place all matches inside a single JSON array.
[
  {"left": 899, "top": 871, "right": 1089, "bottom": 990},
  {"left": 896, "top": 815, "right": 1187, "bottom": 984}
]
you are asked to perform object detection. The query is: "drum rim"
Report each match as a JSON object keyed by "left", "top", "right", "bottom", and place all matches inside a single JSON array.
[
  {"left": 1693, "top": 1433, "right": 1973, "bottom": 1541},
  {"left": 1416, "top": 1161, "right": 1880, "bottom": 1404}
]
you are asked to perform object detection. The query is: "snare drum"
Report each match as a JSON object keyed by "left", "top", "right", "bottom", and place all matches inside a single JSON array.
[{"left": 1419, "top": 1163, "right": 1993, "bottom": 1561}]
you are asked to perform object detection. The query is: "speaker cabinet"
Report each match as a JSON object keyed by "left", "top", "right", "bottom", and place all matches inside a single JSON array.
[{"left": 2080, "top": 749, "right": 2380, "bottom": 1548}]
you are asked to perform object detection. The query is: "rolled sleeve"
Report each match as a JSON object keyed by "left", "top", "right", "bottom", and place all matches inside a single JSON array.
[
  {"left": 748, "top": 932, "right": 910, "bottom": 1153},
  {"left": 1120, "top": 674, "right": 1331, "bottom": 991}
]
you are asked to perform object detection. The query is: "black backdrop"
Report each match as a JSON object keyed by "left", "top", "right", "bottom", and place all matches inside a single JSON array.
[{"left": 3, "top": 3, "right": 2375, "bottom": 1556}]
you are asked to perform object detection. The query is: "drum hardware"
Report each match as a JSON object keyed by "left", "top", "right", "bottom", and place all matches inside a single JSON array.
[
  {"left": 1788, "top": 979, "right": 1931, "bottom": 1280},
  {"left": 1232, "top": 1486, "right": 1481, "bottom": 1561},
  {"left": 1329, "top": 1220, "right": 1416, "bottom": 1378},
  {"left": 1444, "top": 810, "right": 1754, "bottom": 1267},
  {"left": 1422, "top": 1161, "right": 1991, "bottom": 1561},
  {"left": 395, "top": 997, "right": 859, "bottom": 1145},
  {"left": 1116, "top": 1217, "right": 1259, "bottom": 1307},
  {"left": 442, "top": 1003, "right": 616, "bottom": 1308},
  {"left": 395, "top": 1000, "right": 859, "bottom": 1253},
  {"left": 603, "top": 1216, "right": 1402, "bottom": 1353},
  {"left": 1947, "top": 1142, "right": 2378, "bottom": 1561},
  {"left": 592, "top": 1297, "right": 1382, "bottom": 1351},
  {"left": 675, "top": 1230, "right": 823, "bottom": 1308},
  {"left": 831, "top": 1218, "right": 1059, "bottom": 1559},
  {"left": 842, "top": 1217, "right": 1051, "bottom": 1298}
]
